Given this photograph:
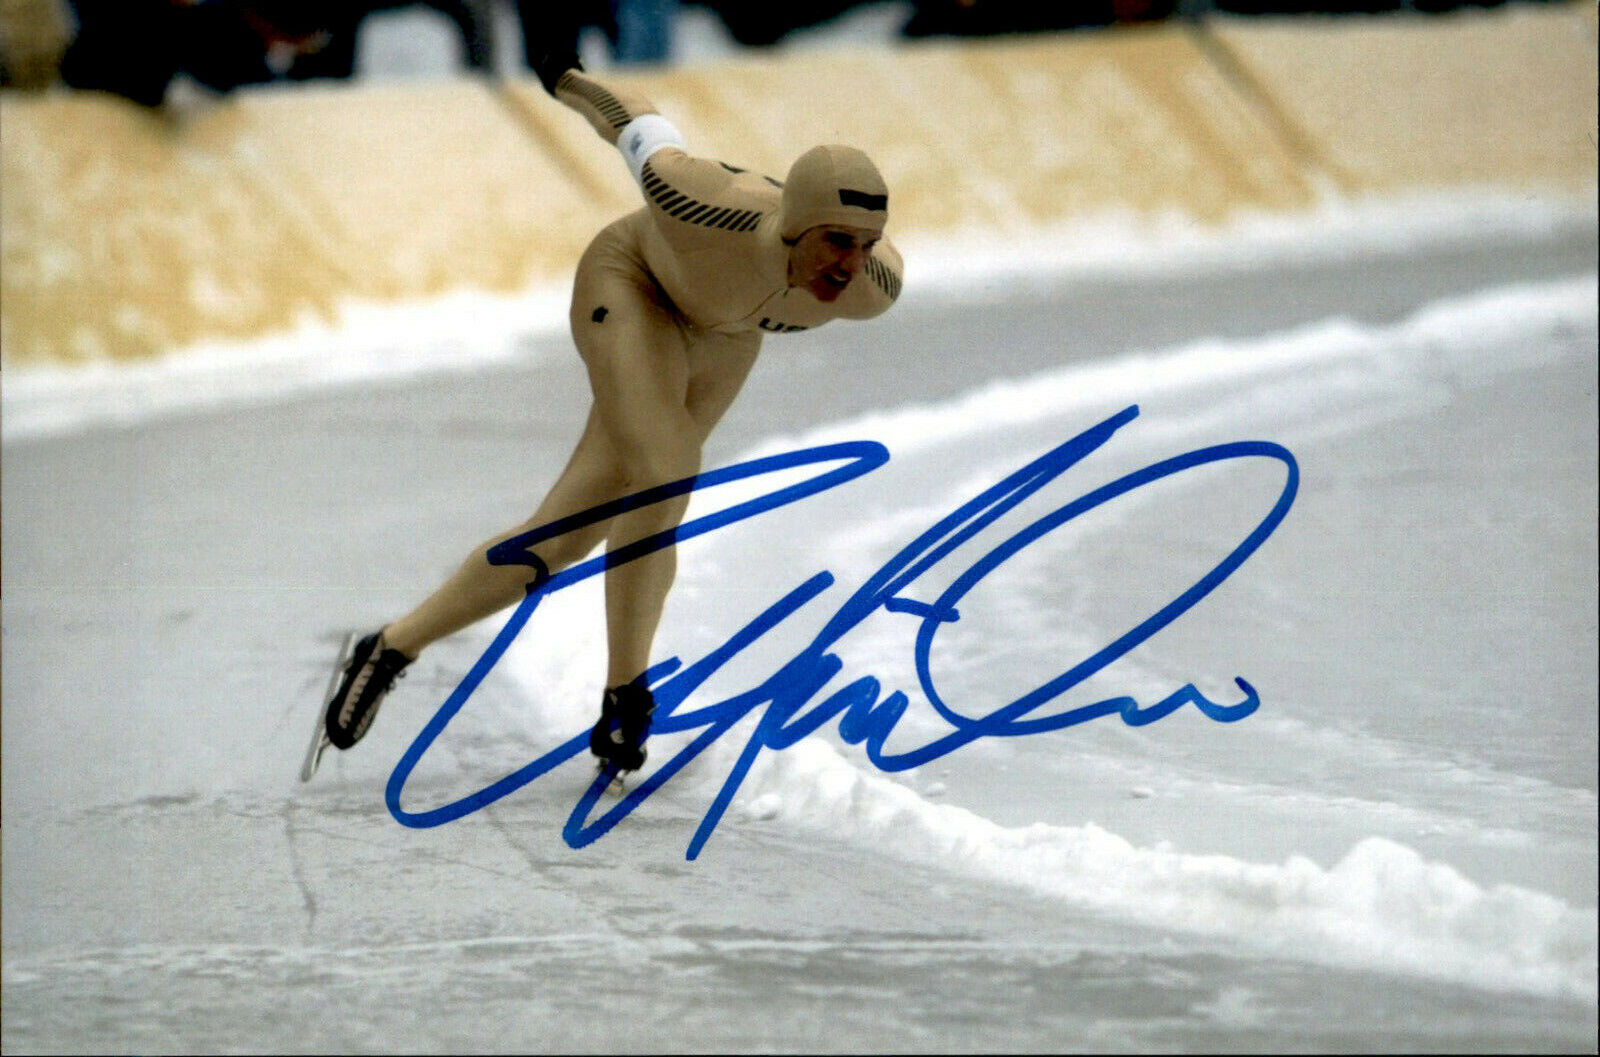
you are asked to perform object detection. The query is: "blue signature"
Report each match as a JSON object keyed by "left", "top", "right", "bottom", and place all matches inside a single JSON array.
[{"left": 385, "top": 404, "right": 1299, "bottom": 860}]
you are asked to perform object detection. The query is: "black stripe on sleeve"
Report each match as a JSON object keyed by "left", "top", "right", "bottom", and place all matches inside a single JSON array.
[{"left": 641, "top": 161, "right": 766, "bottom": 233}]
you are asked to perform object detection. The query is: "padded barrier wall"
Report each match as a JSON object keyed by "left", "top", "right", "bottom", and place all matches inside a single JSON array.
[{"left": 1, "top": 2, "right": 1594, "bottom": 367}]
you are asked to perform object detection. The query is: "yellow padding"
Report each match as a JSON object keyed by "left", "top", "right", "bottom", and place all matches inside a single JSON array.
[
  {"left": 3, "top": 6, "right": 1593, "bottom": 368},
  {"left": 1208, "top": 5, "right": 1598, "bottom": 193}
]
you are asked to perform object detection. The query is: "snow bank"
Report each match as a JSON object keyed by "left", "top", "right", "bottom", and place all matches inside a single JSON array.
[{"left": 741, "top": 736, "right": 1598, "bottom": 1003}]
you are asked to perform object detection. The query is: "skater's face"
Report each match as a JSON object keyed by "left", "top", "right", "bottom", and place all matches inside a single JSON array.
[{"left": 787, "top": 225, "right": 880, "bottom": 302}]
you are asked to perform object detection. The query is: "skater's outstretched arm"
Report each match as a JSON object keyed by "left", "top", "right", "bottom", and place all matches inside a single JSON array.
[
  {"left": 542, "top": 64, "right": 778, "bottom": 237},
  {"left": 550, "top": 67, "right": 659, "bottom": 149}
]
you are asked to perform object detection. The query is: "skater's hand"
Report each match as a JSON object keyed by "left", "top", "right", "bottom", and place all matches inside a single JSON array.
[{"left": 530, "top": 39, "right": 582, "bottom": 96}]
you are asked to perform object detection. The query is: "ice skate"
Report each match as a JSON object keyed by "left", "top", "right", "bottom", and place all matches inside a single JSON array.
[
  {"left": 300, "top": 630, "right": 412, "bottom": 781},
  {"left": 589, "top": 683, "right": 655, "bottom": 780}
]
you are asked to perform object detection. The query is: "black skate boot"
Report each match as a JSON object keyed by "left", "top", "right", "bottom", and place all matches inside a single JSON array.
[
  {"left": 589, "top": 684, "right": 655, "bottom": 773},
  {"left": 324, "top": 631, "right": 412, "bottom": 750}
]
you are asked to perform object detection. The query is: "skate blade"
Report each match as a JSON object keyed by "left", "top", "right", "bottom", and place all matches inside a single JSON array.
[
  {"left": 300, "top": 632, "right": 361, "bottom": 783},
  {"left": 299, "top": 726, "right": 330, "bottom": 784},
  {"left": 596, "top": 760, "right": 629, "bottom": 796}
]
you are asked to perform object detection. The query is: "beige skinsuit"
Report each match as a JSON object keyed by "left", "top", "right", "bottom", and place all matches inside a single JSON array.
[{"left": 383, "top": 69, "right": 905, "bottom": 691}]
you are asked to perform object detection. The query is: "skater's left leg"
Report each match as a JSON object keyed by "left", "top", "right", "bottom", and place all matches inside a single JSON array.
[
  {"left": 589, "top": 328, "right": 759, "bottom": 769},
  {"left": 593, "top": 326, "right": 760, "bottom": 689}
]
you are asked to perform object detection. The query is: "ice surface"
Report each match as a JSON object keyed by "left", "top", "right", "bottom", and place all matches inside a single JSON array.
[{"left": 4, "top": 199, "right": 1595, "bottom": 1051}]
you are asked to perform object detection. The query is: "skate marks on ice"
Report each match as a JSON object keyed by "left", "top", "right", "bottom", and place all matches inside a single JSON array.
[
  {"left": 6, "top": 794, "right": 1593, "bottom": 1054},
  {"left": 6, "top": 934, "right": 1594, "bottom": 1053}
]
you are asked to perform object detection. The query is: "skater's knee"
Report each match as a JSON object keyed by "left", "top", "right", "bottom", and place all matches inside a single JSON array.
[{"left": 619, "top": 434, "right": 701, "bottom": 494}]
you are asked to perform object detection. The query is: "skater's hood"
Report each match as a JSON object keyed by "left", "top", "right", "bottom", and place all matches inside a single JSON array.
[{"left": 779, "top": 145, "right": 888, "bottom": 241}]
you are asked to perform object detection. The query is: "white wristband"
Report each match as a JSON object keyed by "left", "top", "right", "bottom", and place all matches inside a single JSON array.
[{"left": 618, "top": 114, "right": 687, "bottom": 186}]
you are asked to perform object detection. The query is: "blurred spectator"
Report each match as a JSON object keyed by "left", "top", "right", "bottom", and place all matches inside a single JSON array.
[
  {"left": 59, "top": 0, "right": 193, "bottom": 107},
  {"left": 690, "top": 0, "right": 860, "bottom": 47},
  {"left": 1206, "top": 0, "right": 1400, "bottom": 12},
  {"left": 0, "top": 0, "right": 74, "bottom": 87},
  {"left": 613, "top": 0, "right": 676, "bottom": 61},
  {"left": 55, "top": 1, "right": 495, "bottom": 109},
  {"left": 513, "top": 0, "right": 678, "bottom": 68},
  {"left": 902, "top": 0, "right": 1174, "bottom": 36},
  {"left": 371, "top": 0, "right": 494, "bottom": 71},
  {"left": 273, "top": 2, "right": 496, "bottom": 80},
  {"left": 1196, "top": 0, "right": 1513, "bottom": 12}
]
